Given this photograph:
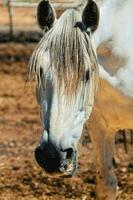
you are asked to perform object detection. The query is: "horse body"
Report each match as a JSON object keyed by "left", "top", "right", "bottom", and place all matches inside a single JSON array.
[
  {"left": 87, "top": 79, "right": 133, "bottom": 199},
  {"left": 95, "top": 80, "right": 133, "bottom": 131}
]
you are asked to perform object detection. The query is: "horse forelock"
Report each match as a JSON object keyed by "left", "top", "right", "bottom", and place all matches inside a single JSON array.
[{"left": 29, "top": 8, "right": 99, "bottom": 97}]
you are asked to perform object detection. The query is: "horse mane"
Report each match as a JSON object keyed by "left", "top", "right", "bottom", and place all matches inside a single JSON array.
[{"left": 29, "top": 8, "right": 99, "bottom": 95}]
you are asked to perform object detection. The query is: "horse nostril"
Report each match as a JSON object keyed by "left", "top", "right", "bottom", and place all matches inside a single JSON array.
[{"left": 64, "top": 147, "right": 74, "bottom": 159}]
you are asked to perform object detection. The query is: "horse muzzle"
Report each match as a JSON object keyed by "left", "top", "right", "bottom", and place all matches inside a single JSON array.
[{"left": 35, "top": 142, "right": 78, "bottom": 177}]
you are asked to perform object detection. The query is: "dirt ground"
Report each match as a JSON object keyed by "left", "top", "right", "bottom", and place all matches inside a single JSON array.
[
  {"left": 0, "top": 42, "right": 132, "bottom": 200},
  {"left": 0, "top": 4, "right": 133, "bottom": 200}
]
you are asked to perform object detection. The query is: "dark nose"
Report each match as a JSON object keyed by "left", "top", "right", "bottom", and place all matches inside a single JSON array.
[
  {"left": 35, "top": 142, "right": 61, "bottom": 173},
  {"left": 35, "top": 142, "right": 75, "bottom": 173}
]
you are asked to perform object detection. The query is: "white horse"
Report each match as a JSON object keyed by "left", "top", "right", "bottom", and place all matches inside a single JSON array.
[{"left": 29, "top": 0, "right": 126, "bottom": 199}]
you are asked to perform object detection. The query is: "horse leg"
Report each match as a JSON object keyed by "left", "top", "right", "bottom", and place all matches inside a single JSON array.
[
  {"left": 95, "top": 135, "right": 117, "bottom": 200},
  {"left": 87, "top": 112, "right": 117, "bottom": 199}
]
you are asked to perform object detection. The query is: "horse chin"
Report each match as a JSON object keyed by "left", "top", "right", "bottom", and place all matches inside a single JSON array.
[
  {"left": 60, "top": 153, "right": 78, "bottom": 178},
  {"left": 44, "top": 155, "right": 78, "bottom": 178},
  {"left": 45, "top": 164, "right": 77, "bottom": 178},
  {"left": 61, "top": 163, "right": 77, "bottom": 178}
]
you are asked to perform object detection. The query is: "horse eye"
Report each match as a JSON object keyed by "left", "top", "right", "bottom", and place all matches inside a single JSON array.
[
  {"left": 40, "top": 67, "right": 43, "bottom": 77},
  {"left": 85, "top": 70, "right": 90, "bottom": 82}
]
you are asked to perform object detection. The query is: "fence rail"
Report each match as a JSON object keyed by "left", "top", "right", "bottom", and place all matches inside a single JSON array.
[
  {"left": 1, "top": 1, "right": 79, "bottom": 10},
  {"left": 0, "top": 0, "right": 80, "bottom": 40}
]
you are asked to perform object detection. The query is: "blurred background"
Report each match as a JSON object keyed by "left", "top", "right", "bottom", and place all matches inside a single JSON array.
[{"left": 0, "top": 0, "right": 132, "bottom": 199}]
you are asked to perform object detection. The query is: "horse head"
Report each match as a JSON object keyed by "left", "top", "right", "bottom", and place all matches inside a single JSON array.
[{"left": 30, "top": 0, "right": 99, "bottom": 177}]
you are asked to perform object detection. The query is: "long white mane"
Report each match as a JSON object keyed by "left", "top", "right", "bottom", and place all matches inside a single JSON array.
[{"left": 29, "top": 8, "right": 99, "bottom": 96}]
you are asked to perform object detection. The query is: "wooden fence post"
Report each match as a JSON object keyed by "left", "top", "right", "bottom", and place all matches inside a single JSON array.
[{"left": 5, "top": 0, "right": 14, "bottom": 40}]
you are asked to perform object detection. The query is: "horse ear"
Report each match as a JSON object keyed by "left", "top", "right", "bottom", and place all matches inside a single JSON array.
[
  {"left": 37, "top": 0, "right": 56, "bottom": 31},
  {"left": 82, "top": 0, "right": 99, "bottom": 32}
]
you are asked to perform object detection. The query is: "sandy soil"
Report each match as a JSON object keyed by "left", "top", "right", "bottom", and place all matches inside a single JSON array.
[{"left": 0, "top": 42, "right": 132, "bottom": 200}]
